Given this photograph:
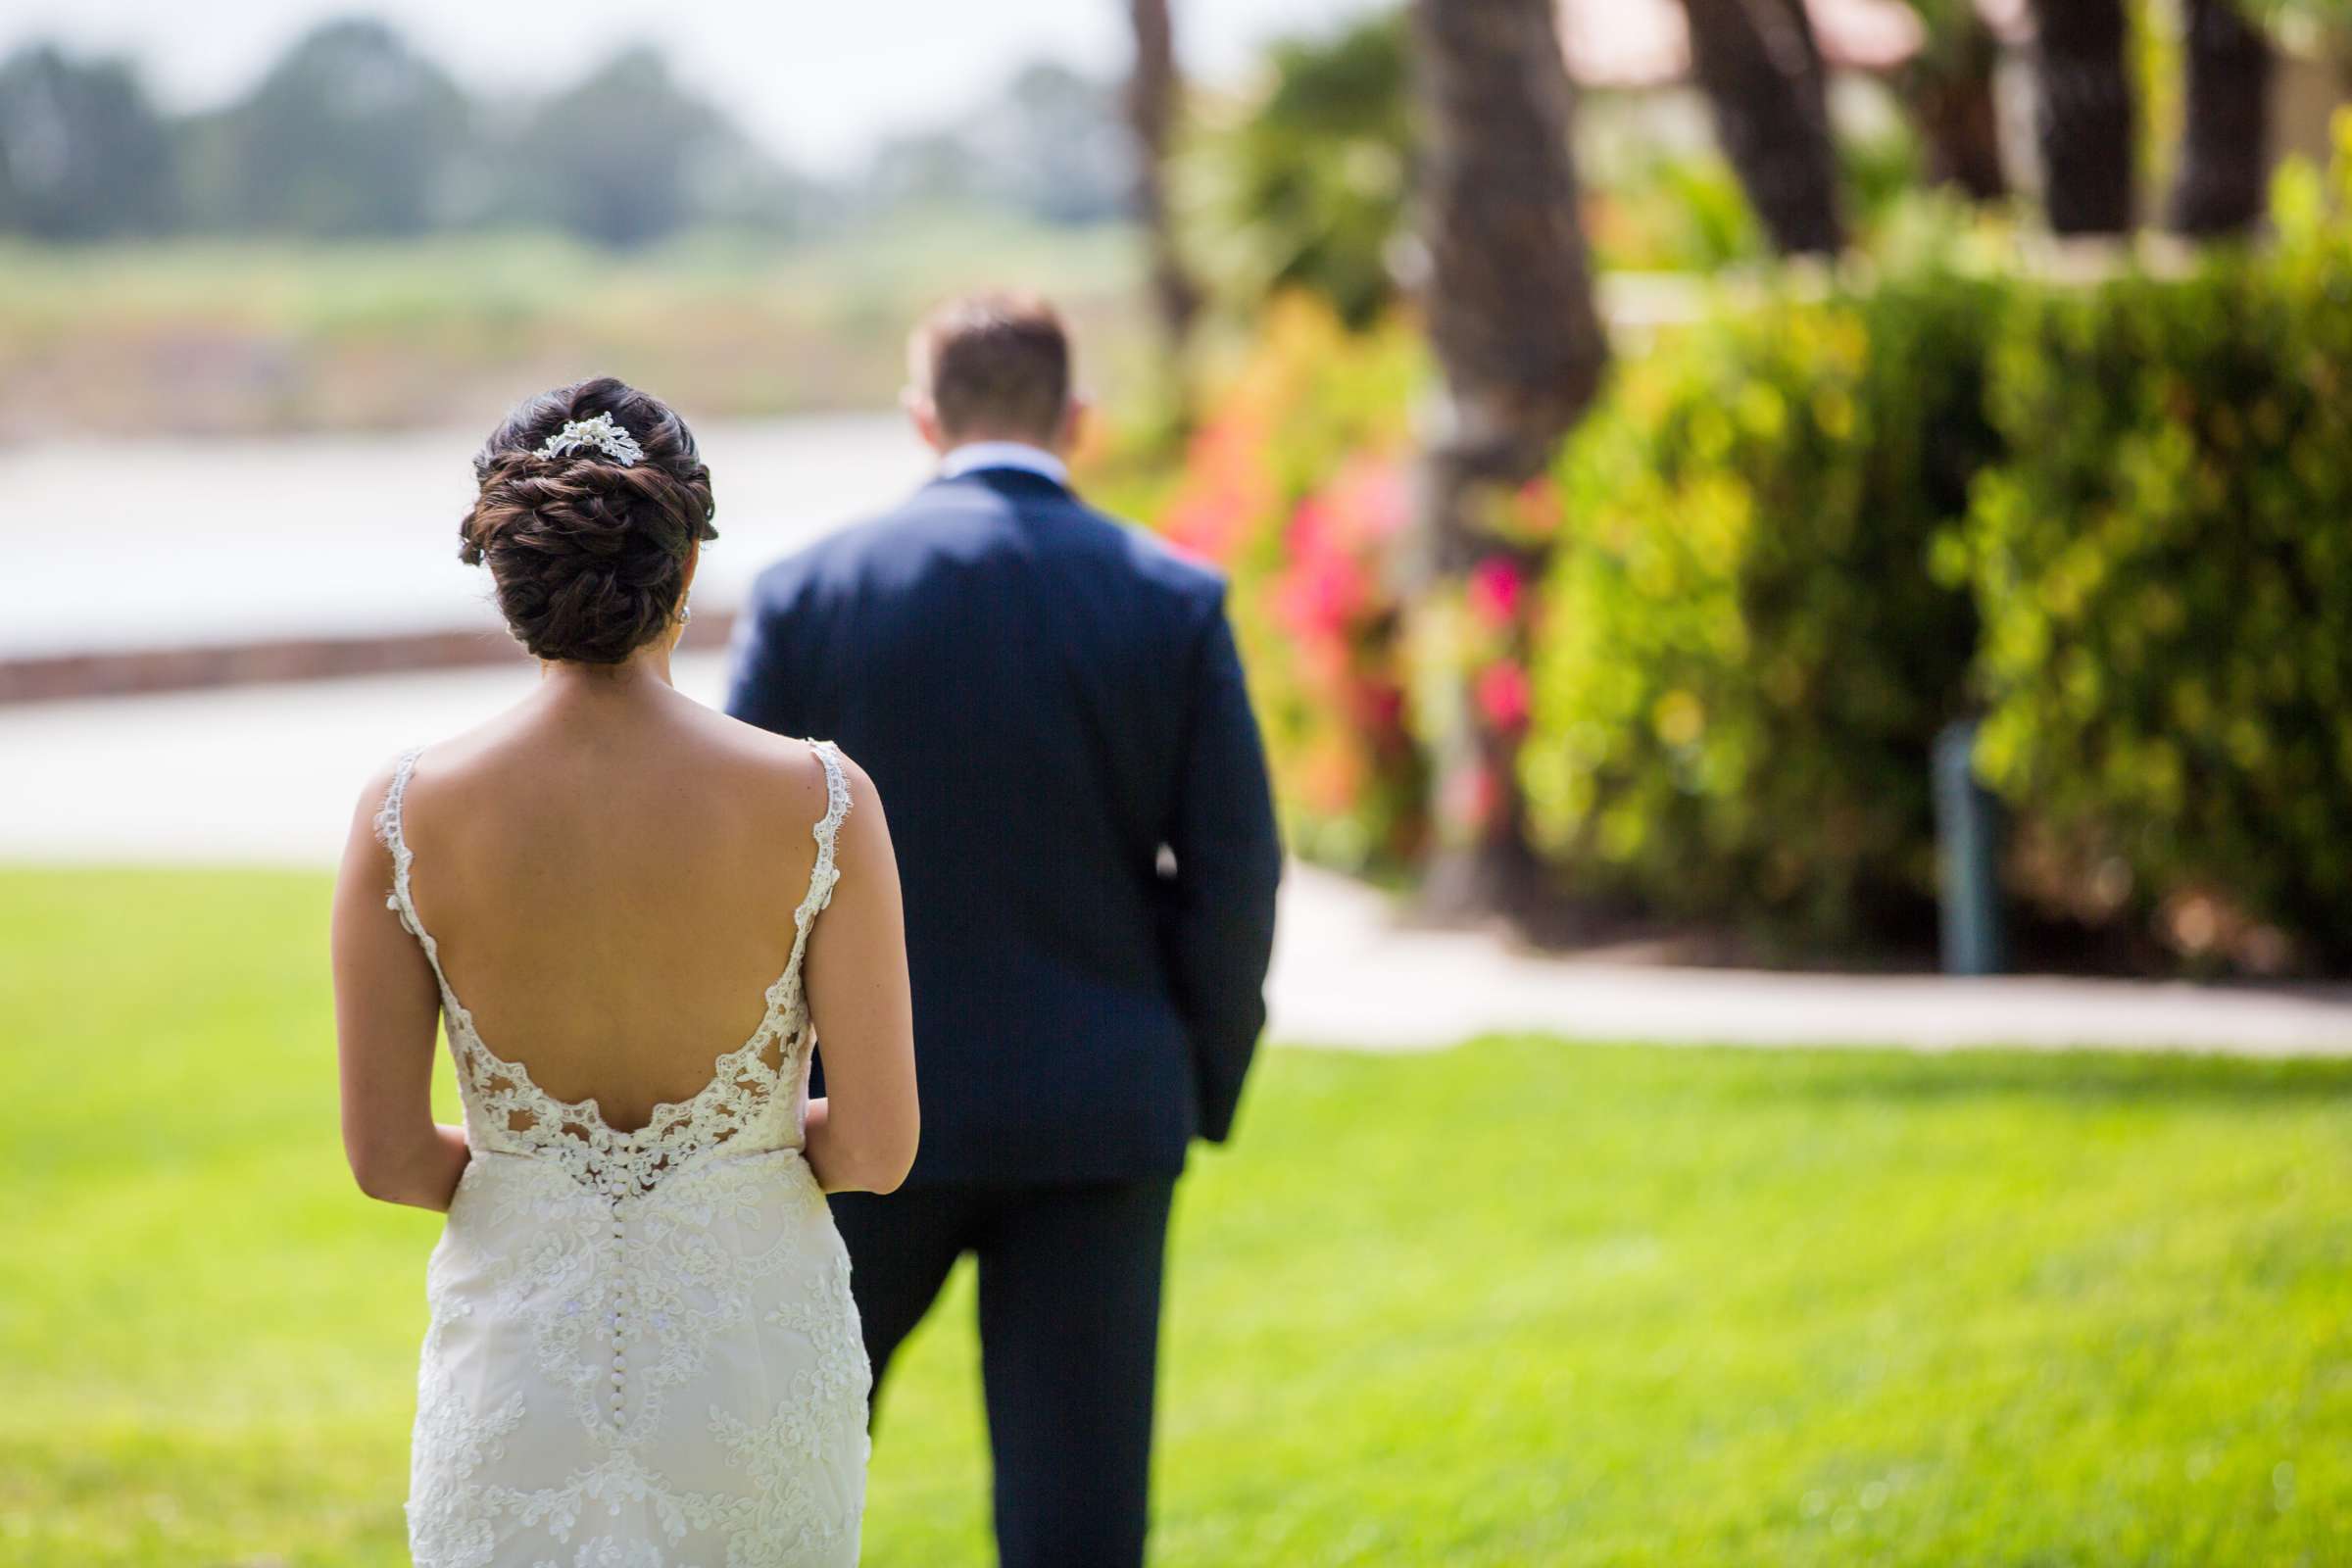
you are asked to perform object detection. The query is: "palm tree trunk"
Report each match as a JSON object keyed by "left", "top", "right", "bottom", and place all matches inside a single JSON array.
[
  {"left": 1125, "top": 0, "right": 1201, "bottom": 405},
  {"left": 2168, "top": 0, "right": 2275, "bottom": 235},
  {"left": 1912, "top": 12, "right": 2008, "bottom": 202},
  {"left": 1408, "top": 0, "right": 1609, "bottom": 920},
  {"left": 1678, "top": 0, "right": 1846, "bottom": 255},
  {"left": 2029, "top": 0, "right": 2135, "bottom": 234}
]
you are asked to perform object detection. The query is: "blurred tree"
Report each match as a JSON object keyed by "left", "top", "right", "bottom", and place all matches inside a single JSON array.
[
  {"left": 1408, "top": 0, "right": 1609, "bottom": 919},
  {"left": 506, "top": 46, "right": 799, "bottom": 247},
  {"left": 1900, "top": 0, "right": 2007, "bottom": 200},
  {"left": 1127, "top": 0, "right": 1202, "bottom": 395},
  {"left": 866, "top": 61, "right": 1129, "bottom": 222},
  {"left": 180, "top": 19, "right": 470, "bottom": 236},
  {"left": 2168, "top": 0, "right": 2275, "bottom": 232},
  {"left": 0, "top": 44, "right": 174, "bottom": 238},
  {"left": 2029, "top": 0, "right": 2135, "bottom": 232},
  {"left": 865, "top": 132, "right": 988, "bottom": 209},
  {"left": 973, "top": 63, "right": 1131, "bottom": 221},
  {"left": 1183, "top": 13, "right": 1411, "bottom": 329},
  {"left": 1677, "top": 0, "right": 1847, "bottom": 253}
]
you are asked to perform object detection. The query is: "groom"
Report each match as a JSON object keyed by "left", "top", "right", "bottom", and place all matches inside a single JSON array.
[{"left": 725, "top": 292, "right": 1282, "bottom": 1568}]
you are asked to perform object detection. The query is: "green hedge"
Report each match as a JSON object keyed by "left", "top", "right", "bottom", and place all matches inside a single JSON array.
[
  {"left": 1521, "top": 271, "right": 2000, "bottom": 945},
  {"left": 1965, "top": 157, "right": 2352, "bottom": 969},
  {"left": 1515, "top": 141, "right": 2352, "bottom": 969}
]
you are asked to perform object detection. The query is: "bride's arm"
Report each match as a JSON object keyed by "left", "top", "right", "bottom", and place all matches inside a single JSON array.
[
  {"left": 801, "top": 756, "right": 919, "bottom": 1195},
  {"left": 330, "top": 764, "right": 469, "bottom": 1212}
]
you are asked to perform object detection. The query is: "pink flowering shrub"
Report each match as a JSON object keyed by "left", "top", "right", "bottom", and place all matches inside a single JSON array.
[{"left": 1149, "top": 297, "right": 1428, "bottom": 870}]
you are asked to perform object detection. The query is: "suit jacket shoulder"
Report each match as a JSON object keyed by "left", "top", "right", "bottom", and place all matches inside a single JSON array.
[
  {"left": 744, "top": 505, "right": 902, "bottom": 616},
  {"left": 1096, "top": 500, "right": 1228, "bottom": 603},
  {"left": 1035, "top": 486, "right": 1233, "bottom": 640}
]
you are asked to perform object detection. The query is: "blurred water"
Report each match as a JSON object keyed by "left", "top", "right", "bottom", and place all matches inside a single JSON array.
[{"left": 1, "top": 413, "right": 928, "bottom": 659}]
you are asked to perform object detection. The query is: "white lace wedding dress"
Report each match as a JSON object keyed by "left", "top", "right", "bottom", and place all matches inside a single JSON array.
[{"left": 375, "top": 740, "right": 870, "bottom": 1568}]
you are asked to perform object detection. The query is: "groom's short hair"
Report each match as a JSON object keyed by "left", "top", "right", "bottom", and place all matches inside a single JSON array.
[{"left": 910, "top": 292, "right": 1072, "bottom": 441}]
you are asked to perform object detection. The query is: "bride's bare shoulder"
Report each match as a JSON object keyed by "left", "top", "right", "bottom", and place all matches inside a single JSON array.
[
  {"left": 697, "top": 709, "right": 867, "bottom": 823},
  {"left": 352, "top": 709, "right": 514, "bottom": 804},
  {"left": 340, "top": 750, "right": 414, "bottom": 862}
]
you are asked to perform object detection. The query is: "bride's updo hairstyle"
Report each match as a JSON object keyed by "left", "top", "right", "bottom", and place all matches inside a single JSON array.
[{"left": 461, "top": 377, "right": 718, "bottom": 665}]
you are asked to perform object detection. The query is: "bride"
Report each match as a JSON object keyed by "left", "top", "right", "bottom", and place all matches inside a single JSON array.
[{"left": 329, "top": 377, "right": 919, "bottom": 1567}]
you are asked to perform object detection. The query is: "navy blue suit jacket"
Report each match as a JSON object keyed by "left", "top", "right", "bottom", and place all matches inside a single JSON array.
[{"left": 725, "top": 467, "right": 1282, "bottom": 1186}]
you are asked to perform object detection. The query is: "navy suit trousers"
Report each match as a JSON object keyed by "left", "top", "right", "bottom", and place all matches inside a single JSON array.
[{"left": 830, "top": 1178, "right": 1177, "bottom": 1568}]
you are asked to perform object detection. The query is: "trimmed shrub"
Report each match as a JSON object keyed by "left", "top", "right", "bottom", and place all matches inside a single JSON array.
[
  {"left": 1522, "top": 270, "right": 2003, "bottom": 944},
  {"left": 1964, "top": 152, "right": 2352, "bottom": 969}
]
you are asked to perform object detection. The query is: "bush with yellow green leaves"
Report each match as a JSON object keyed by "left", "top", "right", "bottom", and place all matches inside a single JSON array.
[
  {"left": 1964, "top": 147, "right": 2352, "bottom": 970},
  {"left": 1521, "top": 270, "right": 2001, "bottom": 947}
]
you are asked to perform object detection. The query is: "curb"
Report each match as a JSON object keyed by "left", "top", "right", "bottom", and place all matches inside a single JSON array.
[{"left": 0, "top": 612, "right": 743, "bottom": 706}]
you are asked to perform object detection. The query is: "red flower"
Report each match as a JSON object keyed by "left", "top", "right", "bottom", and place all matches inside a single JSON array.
[
  {"left": 1357, "top": 679, "right": 1405, "bottom": 733},
  {"left": 1474, "top": 660, "right": 1532, "bottom": 732},
  {"left": 1467, "top": 558, "right": 1526, "bottom": 629}
]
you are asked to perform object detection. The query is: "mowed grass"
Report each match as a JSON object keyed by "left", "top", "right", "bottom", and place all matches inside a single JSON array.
[{"left": 3, "top": 867, "right": 2348, "bottom": 1566}]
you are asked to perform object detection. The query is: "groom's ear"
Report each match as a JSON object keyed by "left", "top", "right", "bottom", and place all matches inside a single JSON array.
[
  {"left": 1054, "top": 396, "right": 1088, "bottom": 458},
  {"left": 902, "top": 387, "right": 948, "bottom": 455}
]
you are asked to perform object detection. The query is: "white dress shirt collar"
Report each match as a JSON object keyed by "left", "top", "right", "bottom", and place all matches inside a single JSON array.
[{"left": 938, "top": 440, "right": 1070, "bottom": 487}]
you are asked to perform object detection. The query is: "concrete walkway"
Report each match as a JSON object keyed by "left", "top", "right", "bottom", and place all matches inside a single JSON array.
[
  {"left": 1269, "top": 871, "right": 2352, "bottom": 1055},
  {"left": 7, "top": 661, "right": 2352, "bottom": 1058}
]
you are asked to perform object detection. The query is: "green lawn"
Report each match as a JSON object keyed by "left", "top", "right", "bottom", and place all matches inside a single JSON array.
[{"left": 3, "top": 867, "right": 2348, "bottom": 1566}]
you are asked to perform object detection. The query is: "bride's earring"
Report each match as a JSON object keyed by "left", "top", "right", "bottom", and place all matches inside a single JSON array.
[{"left": 679, "top": 595, "right": 693, "bottom": 627}]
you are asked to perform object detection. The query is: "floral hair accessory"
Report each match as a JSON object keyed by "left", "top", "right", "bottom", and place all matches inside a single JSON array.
[{"left": 536, "top": 413, "right": 644, "bottom": 466}]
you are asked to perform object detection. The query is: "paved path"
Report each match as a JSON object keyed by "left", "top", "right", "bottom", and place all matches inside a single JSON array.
[{"left": 7, "top": 662, "right": 2351, "bottom": 1057}]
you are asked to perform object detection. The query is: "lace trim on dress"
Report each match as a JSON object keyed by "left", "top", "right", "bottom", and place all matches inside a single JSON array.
[{"left": 375, "top": 740, "right": 853, "bottom": 1199}]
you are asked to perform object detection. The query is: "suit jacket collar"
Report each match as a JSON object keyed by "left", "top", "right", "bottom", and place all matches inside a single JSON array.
[
  {"left": 938, "top": 440, "right": 1069, "bottom": 486},
  {"left": 928, "top": 465, "right": 1075, "bottom": 505}
]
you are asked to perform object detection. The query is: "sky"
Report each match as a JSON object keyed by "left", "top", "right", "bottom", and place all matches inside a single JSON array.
[{"left": 0, "top": 0, "right": 1389, "bottom": 172}]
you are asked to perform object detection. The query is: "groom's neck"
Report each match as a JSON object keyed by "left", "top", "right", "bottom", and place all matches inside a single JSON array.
[{"left": 936, "top": 427, "right": 1063, "bottom": 459}]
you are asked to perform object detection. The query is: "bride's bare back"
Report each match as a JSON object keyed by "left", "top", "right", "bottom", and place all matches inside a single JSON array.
[
  {"left": 398, "top": 682, "right": 841, "bottom": 1132},
  {"left": 334, "top": 662, "right": 916, "bottom": 1205}
]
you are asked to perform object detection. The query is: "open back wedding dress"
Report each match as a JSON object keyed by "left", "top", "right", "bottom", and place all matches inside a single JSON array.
[{"left": 376, "top": 739, "right": 870, "bottom": 1568}]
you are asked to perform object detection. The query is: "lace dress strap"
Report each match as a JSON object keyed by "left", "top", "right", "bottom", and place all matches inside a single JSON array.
[
  {"left": 372, "top": 747, "right": 450, "bottom": 982},
  {"left": 782, "top": 740, "right": 853, "bottom": 981}
]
